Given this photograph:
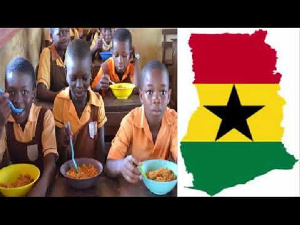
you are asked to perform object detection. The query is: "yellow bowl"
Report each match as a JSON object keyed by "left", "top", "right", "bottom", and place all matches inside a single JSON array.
[
  {"left": 0, "top": 164, "right": 40, "bottom": 197},
  {"left": 109, "top": 83, "right": 135, "bottom": 99}
]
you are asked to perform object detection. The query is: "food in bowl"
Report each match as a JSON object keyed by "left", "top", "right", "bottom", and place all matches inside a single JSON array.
[
  {"left": 141, "top": 159, "right": 178, "bottom": 195},
  {"left": 60, "top": 158, "right": 103, "bottom": 189},
  {"left": 65, "top": 164, "right": 99, "bottom": 179},
  {"left": 0, "top": 164, "right": 40, "bottom": 197},
  {"left": 146, "top": 168, "right": 176, "bottom": 182},
  {"left": 0, "top": 174, "right": 34, "bottom": 188}
]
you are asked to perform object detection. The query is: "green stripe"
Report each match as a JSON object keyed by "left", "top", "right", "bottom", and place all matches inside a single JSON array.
[{"left": 180, "top": 142, "right": 297, "bottom": 196}]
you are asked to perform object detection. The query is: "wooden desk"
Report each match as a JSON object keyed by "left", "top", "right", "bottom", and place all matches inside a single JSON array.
[
  {"left": 103, "top": 93, "right": 142, "bottom": 137},
  {"left": 47, "top": 175, "right": 177, "bottom": 197}
]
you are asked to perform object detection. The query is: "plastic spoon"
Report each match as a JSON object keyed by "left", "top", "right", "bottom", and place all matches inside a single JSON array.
[
  {"left": 0, "top": 89, "right": 24, "bottom": 115},
  {"left": 67, "top": 122, "right": 78, "bottom": 173},
  {"left": 138, "top": 165, "right": 147, "bottom": 178}
]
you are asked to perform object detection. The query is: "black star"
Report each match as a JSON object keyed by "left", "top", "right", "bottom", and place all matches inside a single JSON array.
[{"left": 204, "top": 85, "right": 264, "bottom": 141}]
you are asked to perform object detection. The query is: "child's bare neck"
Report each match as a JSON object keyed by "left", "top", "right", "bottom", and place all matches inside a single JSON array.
[{"left": 147, "top": 115, "right": 162, "bottom": 131}]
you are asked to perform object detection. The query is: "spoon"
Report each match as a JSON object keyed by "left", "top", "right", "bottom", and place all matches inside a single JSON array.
[
  {"left": 109, "top": 79, "right": 115, "bottom": 85},
  {"left": 0, "top": 89, "right": 24, "bottom": 115},
  {"left": 138, "top": 165, "right": 147, "bottom": 178},
  {"left": 67, "top": 122, "right": 78, "bottom": 173}
]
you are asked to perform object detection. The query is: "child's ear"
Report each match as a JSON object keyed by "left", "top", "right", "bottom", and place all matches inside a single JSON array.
[
  {"left": 167, "top": 89, "right": 172, "bottom": 104},
  {"left": 32, "top": 88, "right": 37, "bottom": 101},
  {"left": 139, "top": 89, "right": 143, "bottom": 103}
]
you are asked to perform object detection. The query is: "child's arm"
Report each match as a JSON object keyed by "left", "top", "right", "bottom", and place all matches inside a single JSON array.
[
  {"left": 96, "top": 126, "right": 106, "bottom": 165},
  {"left": 132, "top": 49, "right": 141, "bottom": 90},
  {"left": 0, "top": 92, "right": 11, "bottom": 136},
  {"left": 27, "top": 153, "right": 57, "bottom": 197},
  {"left": 91, "top": 38, "right": 103, "bottom": 59},
  {"left": 92, "top": 63, "right": 110, "bottom": 92},
  {"left": 36, "top": 48, "right": 59, "bottom": 102},
  {"left": 104, "top": 113, "right": 142, "bottom": 183},
  {"left": 37, "top": 83, "right": 59, "bottom": 102},
  {"left": 170, "top": 117, "right": 178, "bottom": 163},
  {"left": 55, "top": 126, "right": 72, "bottom": 165}
]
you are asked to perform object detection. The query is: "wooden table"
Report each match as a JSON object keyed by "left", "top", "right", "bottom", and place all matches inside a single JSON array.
[
  {"left": 47, "top": 175, "right": 177, "bottom": 197},
  {"left": 103, "top": 93, "right": 141, "bottom": 137}
]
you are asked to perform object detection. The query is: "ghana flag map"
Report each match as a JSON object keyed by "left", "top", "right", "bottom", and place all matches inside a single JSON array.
[{"left": 180, "top": 29, "right": 298, "bottom": 196}]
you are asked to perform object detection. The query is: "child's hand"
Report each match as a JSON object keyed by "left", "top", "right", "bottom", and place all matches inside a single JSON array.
[
  {"left": 94, "top": 38, "right": 103, "bottom": 51},
  {"left": 99, "top": 74, "right": 110, "bottom": 90},
  {"left": 121, "top": 155, "right": 142, "bottom": 183},
  {"left": 60, "top": 125, "right": 73, "bottom": 149},
  {"left": 0, "top": 92, "right": 11, "bottom": 128}
]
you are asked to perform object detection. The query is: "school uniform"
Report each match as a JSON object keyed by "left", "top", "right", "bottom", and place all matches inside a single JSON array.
[
  {"left": 91, "top": 57, "right": 134, "bottom": 89},
  {"left": 90, "top": 32, "right": 112, "bottom": 52},
  {"left": 53, "top": 87, "right": 107, "bottom": 160},
  {"left": 107, "top": 105, "right": 178, "bottom": 162},
  {"left": 0, "top": 104, "right": 58, "bottom": 172},
  {"left": 37, "top": 43, "right": 67, "bottom": 93}
]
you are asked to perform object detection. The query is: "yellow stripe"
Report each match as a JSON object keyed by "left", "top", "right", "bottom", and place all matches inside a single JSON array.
[{"left": 182, "top": 84, "right": 285, "bottom": 142}]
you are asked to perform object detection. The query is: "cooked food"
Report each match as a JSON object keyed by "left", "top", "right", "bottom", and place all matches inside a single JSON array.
[
  {"left": 65, "top": 164, "right": 99, "bottom": 179},
  {"left": 146, "top": 168, "right": 176, "bottom": 182},
  {"left": 0, "top": 174, "right": 34, "bottom": 188}
]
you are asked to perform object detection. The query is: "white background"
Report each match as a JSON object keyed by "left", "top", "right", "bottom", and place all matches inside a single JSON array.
[{"left": 177, "top": 28, "right": 300, "bottom": 197}]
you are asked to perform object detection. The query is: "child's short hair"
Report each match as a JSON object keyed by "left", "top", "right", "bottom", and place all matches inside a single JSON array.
[
  {"left": 140, "top": 60, "right": 169, "bottom": 88},
  {"left": 5, "top": 57, "right": 36, "bottom": 89},
  {"left": 65, "top": 39, "right": 92, "bottom": 64},
  {"left": 113, "top": 28, "right": 132, "bottom": 49}
]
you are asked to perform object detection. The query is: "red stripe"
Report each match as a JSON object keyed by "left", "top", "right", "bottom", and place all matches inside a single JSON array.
[
  {"left": 0, "top": 28, "right": 21, "bottom": 49},
  {"left": 189, "top": 29, "right": 281, "bottom": 84}
]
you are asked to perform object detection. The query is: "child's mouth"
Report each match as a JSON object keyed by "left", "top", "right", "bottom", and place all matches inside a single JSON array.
[
  {"left": 13, "top": 109, "right": 26, "bottom": 121},
  {"left": 75, "top": 91, "right": 85, "bottom": 98}
]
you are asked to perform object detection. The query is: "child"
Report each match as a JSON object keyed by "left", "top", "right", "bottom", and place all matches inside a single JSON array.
[
  {"left": 90, "top": 28, "right": 113, "bottom": 61},
  {"left": 53, "top": 39, "right": 107, "bottom": 166},
  {"left": 70, "top": 28, "right": 80, "bottom": 41},
  {"left": 44, "top": 28, "right": 52, "bottom": 47},
  {"left": 105, "top": 60, "right": 177, "bottom": 183},
  {"left": 37, "top": 28, "right": 70, "bottom": 102},
  {"left": 0, "top": 57, "right": 58, "bottom": 197},
  {"left": 91, "top": 28, "right": 141, "bottom": 92}
]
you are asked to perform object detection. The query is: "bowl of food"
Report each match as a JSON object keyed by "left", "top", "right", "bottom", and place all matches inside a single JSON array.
[
  {"left": 99, "top": 51, "right": 113, "bottom": 61},
  {"left": 140, "top": 159, "right": 177, "bottom": 195},
  {"left": 109, "top": 83, "right": 135, "bottom": 100},
  {"left": 60, "top": 158, "right": 103, "bottom": 189},
  {"left": 0, "top": 164, "right": 40, "bottom": 197}
]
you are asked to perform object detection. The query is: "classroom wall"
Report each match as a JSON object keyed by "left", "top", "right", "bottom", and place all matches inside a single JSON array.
[
  {"left": 128, "top": 28, "right": 163, "bottom": 69},
  {"left": 0, "top": 28, "right": 44, "bottom": 90}
]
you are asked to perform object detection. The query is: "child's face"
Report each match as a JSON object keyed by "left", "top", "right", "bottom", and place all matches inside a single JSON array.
[
  {"left": 5, "top": 72, "right": 35, "bottom": 126},
  {"left": 112, "top": 40, "right": 131, "bottom": 74},
  {"left": 51, "top": 28, "right": 70, "bottom": 51},
  {"left": 102, "top": 28, "right": 112, "bottom": 43},
  {"left": 66, "top": 58, "right": 91, "bottom": 102},
  {"left": 139, "top": 69, "right": 171, "bottom": 119}
]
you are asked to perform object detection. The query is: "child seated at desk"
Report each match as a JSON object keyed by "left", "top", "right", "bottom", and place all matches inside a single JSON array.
[
  {"left": 0, "top": 57, "right": 58, "bottom": 196},
  {"left": 91, "top": 28, "right": 141, "bottom": 93},
  {"left": 104, "top": 60, "right": 177, "bottom": 183},
  {"left": 53, "top": 39, "right": 107, "bottom": 166},
  {"left": 90, "top": 28, "right": 114, "bottom": 61},
  {"left": 37, "top": 28, "right": 70, "bottom": 103}
]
